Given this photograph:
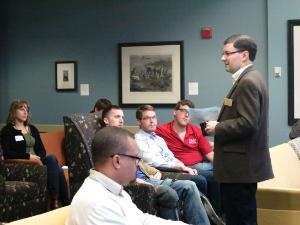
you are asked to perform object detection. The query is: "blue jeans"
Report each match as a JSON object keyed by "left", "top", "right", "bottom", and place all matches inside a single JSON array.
[
  {"left": 41, "top": 155, "right": 69, "bottom": 205},
  {"left": 146, "top": 178, "right": 210, "bottom": 225},
  {"left": 153, "top": 185, "right": 180, "bottom": 221},
  {"left": 191, "top": 161, "right": 214, "bottom": 171}
]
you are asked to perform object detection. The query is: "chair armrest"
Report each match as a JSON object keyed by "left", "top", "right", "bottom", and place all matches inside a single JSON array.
[
  {"left": 5, "top": 159, "right": 43, "bottom": 166},
  {"left": 125, "top": 182, "right": 157, "bottom": 215},
  {"left": 257, "top": 187, "right": 300, "bottom": 210},
  {"left": 161, "top": 171, "right": 191, "bottom": 180},
  {"left": 4, "top": 162, "right": 47, "bottom": 185},
  {"left": 155, "top": 166, "right": 183, "bottom": 173}
]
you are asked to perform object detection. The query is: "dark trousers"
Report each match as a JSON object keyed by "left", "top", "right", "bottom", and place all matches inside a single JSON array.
[
  {"left": 220, "top": 183, "right": 257, "bottom": 225},
  {"left": 41, "top": 155, "right": 70, "bottom": 205}
]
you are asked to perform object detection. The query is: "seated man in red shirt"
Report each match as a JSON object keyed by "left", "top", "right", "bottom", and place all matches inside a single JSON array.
[
  {"left": 157, "top": 100, "right": 221, "bottom": 215},
  {"left": 156, "top": 99, "right": 214, "bottom": 172}
]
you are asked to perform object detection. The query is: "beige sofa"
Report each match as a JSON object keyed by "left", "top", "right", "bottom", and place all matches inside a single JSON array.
[
  {"left": 257, "top": 138, "right": 300, "bottom": 225},
  {"left": 6, "top": 206, "right": 69, "bottom": 225}
]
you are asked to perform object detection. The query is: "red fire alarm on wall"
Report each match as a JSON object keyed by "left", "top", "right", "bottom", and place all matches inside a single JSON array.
[{"left": 201, "top": 27, "right": 213, "bottom": 39}]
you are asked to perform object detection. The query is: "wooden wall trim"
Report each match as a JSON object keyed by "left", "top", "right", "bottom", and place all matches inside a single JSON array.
[{"left": 0, "top": 123, "right": 139, "bottom": 133}]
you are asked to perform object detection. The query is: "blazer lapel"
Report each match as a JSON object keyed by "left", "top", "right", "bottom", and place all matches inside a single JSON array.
[{"left": 217, "top": 65, "right": 254, "bottom": 120}]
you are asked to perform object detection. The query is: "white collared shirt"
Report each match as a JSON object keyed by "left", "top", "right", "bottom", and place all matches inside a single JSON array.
[
  {"left": 232, "top": 63, "right": 253, "bottom": 84},
  {"left": 135, "top": 129, "right": 182, "bottom": 167},
  {"left": 66, "top": 169, "right": 187, "bottom": 225}
]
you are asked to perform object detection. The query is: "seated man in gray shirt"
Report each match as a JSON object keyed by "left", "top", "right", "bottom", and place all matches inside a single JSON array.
[{"left": 135, "top": 104, "right": 222, "bottom": 217}]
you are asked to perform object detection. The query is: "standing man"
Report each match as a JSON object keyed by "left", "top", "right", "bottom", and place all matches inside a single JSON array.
[{"left": 205, "top": 34, "right": 274, "bottom": 225}]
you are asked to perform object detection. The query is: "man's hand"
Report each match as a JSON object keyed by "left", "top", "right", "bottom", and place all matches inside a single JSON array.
[
  {"left": 176, "top": 164, "right": 198, "bottom": 175},
  {"left": 186, "top": 167, "right": 198, "bottom": 175},
  {"left": 205, "top": 121, "right": 219, "bottom": 136},
  {"left": 151, "top": 171, "right": 162, "bottom": 180}
]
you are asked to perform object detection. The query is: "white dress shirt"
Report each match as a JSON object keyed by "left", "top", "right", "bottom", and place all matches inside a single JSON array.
[
  {"left": 232, "top": 63, "right": 253, "bottom": 84},
  {"left": 66, "top": 169, "right": 187, "bottom": 225},
  {"left": 135, "top": 129, "right": 182, "bottom": 167}
]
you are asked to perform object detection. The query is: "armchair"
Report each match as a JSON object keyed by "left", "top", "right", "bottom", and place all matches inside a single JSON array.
[
  {"left": 63, "top": 113, "right": 158, "bottom": 214},
  {"left": 0, "top": 142, "right": 48, "bottom": 222}
]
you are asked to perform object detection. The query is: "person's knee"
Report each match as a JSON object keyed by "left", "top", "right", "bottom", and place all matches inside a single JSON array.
[
  {"left": 43, "top": 154, "right": 58, "bottom": 164},
  {"left": 189, "top": 175, "right": 207, "bottom": 194},
  {"left": 176, "top": 180, "right": 198, "bottom": 194},
  {"left": 155, "top": 185, "right": 179, "bottom": 208},
  {"left": 184, "top": 180, "right": 198, "bottom": 192}
]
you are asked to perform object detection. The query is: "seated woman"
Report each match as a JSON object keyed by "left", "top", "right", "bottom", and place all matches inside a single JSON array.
[{"left": 0, "top": 99, "right": 70, "bottom": 209}]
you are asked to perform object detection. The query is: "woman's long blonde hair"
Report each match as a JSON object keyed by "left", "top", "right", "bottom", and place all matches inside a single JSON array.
[{"left": 6, "top": 99, "right": 31, "bottom": 126}]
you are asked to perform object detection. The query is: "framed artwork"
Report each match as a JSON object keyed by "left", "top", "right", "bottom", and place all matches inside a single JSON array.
[
  {"left": 55, "top": 61, "right": 77, "bottom": 91},
  {"left": 288, "top": 20, "right": 300, "bottom": 125},
  {"left": 119, "top": 41, "right": 184, "bottom": 107}
]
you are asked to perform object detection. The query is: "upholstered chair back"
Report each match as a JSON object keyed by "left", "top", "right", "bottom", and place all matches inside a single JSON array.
[
  {"left": 0, "top": 142, "right": 5, "bottom": 197},
  {"left": 63, "top": 113, "right": 101, "bottom": 199}
]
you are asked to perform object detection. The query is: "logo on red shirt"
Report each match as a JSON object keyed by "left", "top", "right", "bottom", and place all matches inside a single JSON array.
[{"left": 188, "top": 138, "right": 197, "bottom": 145}]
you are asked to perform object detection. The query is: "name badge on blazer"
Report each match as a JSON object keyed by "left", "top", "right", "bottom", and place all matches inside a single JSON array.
[
  {"left": 15, "top": 135, "right": 24, "bottom": 142},
  {"left": 224, "top": 98, "right": 233, "bottom": 107}
]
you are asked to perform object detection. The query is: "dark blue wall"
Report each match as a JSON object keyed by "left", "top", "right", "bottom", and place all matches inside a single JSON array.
[{"left": 6, "top": 0, "right": 295, "bottom": 146}]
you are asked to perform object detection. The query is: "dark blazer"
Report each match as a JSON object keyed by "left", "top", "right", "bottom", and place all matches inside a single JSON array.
[
  {"left": 0, "top": 124, "right": 46, "bottom": 159},
  {"left": 214, "top": 65, "right": 274, "bottom": 183}
]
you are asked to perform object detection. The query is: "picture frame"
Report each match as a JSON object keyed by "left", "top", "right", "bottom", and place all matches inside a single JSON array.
[
  {"left": 55, "top": 61, "right": 77, "bottom": 91},
  {"left": 118, "top": 41, "right": 184, "bottom": 107},
  {"left": 288, "top": 20, "right": 300, "bottom": 125}
]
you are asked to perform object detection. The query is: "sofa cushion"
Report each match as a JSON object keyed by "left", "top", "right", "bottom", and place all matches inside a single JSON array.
[
  {"left": 6, "top": 206, "right": 69, "bottom": 225},
  {"left": 258, "top": 143, "right": 300, "bottom": 189}
]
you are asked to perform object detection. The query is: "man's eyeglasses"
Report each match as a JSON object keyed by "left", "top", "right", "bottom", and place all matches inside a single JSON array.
[
  {"left": 177, "top": 108, "right": 189, "bottom": 114},
  {"left": 142, "top": 115, "right": 157, "bottom": 121},
  {"left": 221, "top": 50, "right": 245, "bottom": 57},
  {"left": 111, "top": 153, "right": 142, "bottom": 165}
]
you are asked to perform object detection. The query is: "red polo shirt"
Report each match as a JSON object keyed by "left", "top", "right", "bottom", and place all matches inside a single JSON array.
[{"left": 156, "top": 121, "right": 212, "bottom": 166}]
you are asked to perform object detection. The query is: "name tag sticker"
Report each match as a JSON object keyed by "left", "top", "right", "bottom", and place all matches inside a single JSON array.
[
  {"left": 15, "top": 135, "right": 24, "bottom": 142},
  {"left": 224, "top": 98, "right": 233, "bottom": 107}
]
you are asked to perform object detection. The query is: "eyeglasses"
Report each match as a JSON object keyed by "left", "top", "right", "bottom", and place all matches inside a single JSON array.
[
  {"left": 142, "top": 115, "right": 157, "bottom": 121},
  {"left": 111, "top": 153, "right": 142, "bottom": 165},
  {"left": 221, "top": 50, "right": 245, "bottom": 57},
  {"left": 177, "top": 108, "right": 189, "bottom": 114}
]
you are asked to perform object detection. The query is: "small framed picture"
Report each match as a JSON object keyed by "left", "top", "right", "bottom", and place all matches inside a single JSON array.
[{"left": 55, "top": 61, "right": 77, "bottom": 91}]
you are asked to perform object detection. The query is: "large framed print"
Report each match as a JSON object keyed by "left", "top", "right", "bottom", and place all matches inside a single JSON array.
[
  {"left": 288, "top": 20, "right": 300, "bottom": 125},
  {"left": 119, "top": 41, "right": 184, "bottom": 107},
  {"left": 55, "top": 61, "right": 77, "bottom": 91}
]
